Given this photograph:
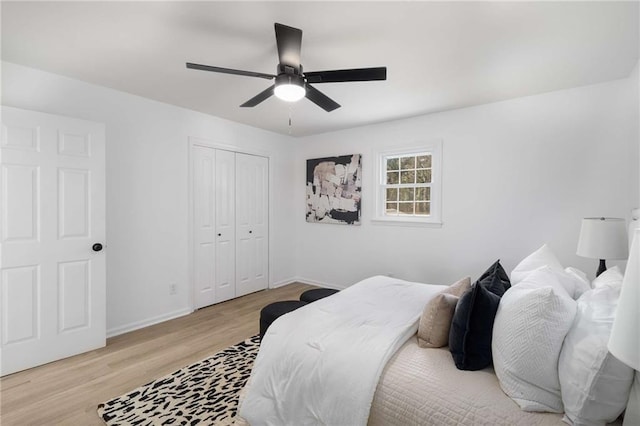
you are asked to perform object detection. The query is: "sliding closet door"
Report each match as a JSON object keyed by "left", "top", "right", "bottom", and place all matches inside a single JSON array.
[
  {"left": 193, "top": 146, "right": 215, "bottom": 309},
  {"left": 193, "top": 147, "right": 236, "bottom": 307},
  {"left": 192, "top": 143, "right": 268, "bottom": 309},
  {"left": 235, "top": 153, "right": 268, "bottom": 297},
  {"left": 214, "top": 150, "right": 236, "bottom": 303}
]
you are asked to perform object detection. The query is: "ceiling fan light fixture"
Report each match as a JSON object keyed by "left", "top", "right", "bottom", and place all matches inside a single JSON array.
[{"left": 274, "top": 74, "right": 306, "bottom": 102}]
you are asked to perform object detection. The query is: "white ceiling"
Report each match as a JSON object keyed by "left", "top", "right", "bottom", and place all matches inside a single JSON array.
[{"left": 2, "top": 1, "right": 638, "bottom": 137}]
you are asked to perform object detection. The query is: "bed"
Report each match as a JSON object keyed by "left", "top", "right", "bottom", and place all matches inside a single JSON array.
[
  {"left": 237, "top": 266, "right": 630, "bottom": 426},
  {"left": 237, "top": 335, "right": 565, "bottom": 426}
]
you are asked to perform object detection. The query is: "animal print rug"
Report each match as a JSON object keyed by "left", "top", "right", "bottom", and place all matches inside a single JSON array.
[{"left": 97, "top": 335, "right": 260, "bottom": 425}]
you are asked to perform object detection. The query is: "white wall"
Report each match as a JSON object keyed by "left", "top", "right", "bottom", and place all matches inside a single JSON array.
[
  {"left": 296, "top": 76, "right": 639, "bottom": 288},
  {"left": 3, "top": 60, "right": 638, "bottom": 336},
  {"left": 1, "top": 61, "right": 297, "bottom": 336}
]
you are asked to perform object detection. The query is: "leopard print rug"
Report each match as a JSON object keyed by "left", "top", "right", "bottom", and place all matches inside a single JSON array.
[{"left": 97, "top": 335, "right": 260, "bottom": 425}]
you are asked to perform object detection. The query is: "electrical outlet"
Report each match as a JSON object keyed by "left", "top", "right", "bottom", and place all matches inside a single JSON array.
[{"left": 169, "top": 283, "right": 177, "bottom": 295}]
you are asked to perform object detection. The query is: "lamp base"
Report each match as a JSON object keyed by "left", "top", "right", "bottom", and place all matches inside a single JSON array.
[{"left": 596, "top": 259, "right": 607, "bottom": 277}]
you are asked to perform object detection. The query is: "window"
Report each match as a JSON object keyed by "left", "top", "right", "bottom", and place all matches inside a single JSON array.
[{"left": 374, "top": 141, "right": 442, "bottom": 226}]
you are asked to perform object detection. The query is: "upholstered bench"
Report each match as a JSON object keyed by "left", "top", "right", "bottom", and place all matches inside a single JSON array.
[
  {"left": 259, "top": 300, "right": 308, "bottom": 340},
  {"left": 300, "top": 288, "right": 340, "bottom": 303}
]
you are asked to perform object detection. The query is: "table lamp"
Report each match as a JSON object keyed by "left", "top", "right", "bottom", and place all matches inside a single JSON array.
[{"left": 576, "top": 217, "right": 628, "bottom": 276}]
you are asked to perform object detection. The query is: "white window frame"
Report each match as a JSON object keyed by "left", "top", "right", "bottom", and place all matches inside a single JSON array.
[{"left": 372, "top": 141, "right": 443, "bottom": 227}]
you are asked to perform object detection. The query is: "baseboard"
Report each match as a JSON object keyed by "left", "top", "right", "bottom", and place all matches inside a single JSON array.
[
  {"left": 107, "top": 308, "right": 192, "bottom": 338},
  {"left": 269, "top": 278, "right": 298, "bottom": 289},
  {"left": 270, "top": 277, "right": 347, "bottom": 290},
  {"left": 289, "top": 276, "right": 348, "bottom": 291}
]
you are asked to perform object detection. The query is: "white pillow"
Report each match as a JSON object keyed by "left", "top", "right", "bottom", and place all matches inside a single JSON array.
[
  {"left": 563, "top": 267, "right": 591, "bottom": 298},
  {"left": 513, "top": 265, "right": 572, "bottom": 298},
  {"left": 558, "top": 276, "right": 633, "bottom": 426},
  {"left": 511, "top": 245, "right": 590, "bottom": 299},
  {"left": 591, "top": 266, "right": 623, "bottom": 288},
  {"left": 493, "top": 268, "right": 577, "bottom": 413},
  {"left": 511, "top": 244, "right": 563, "bottom": 285}
]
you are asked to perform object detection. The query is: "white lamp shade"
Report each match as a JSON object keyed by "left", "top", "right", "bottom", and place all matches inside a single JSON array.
[
  {"left": 577, "top": 217, "right": 629, "bottom": 260},
  {"left": 608, "top": 228, "right": 640, "bottom": 370}
]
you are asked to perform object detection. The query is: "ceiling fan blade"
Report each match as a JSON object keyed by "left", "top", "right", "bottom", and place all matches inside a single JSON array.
[
  {"left": 274, "top": 23, "right": 302, "bottom": 70},
  {"left": 305, "top": 67, "right": 387, "bottom": 84},
  {"left": 305, "top": 84, "right": 340, "bottom": 112},
  {"left": 240, "top": 85, "right": 275, "bottom": 108},
  {"left": 186, "top": 62, "right": 275, "bottom": 80}
]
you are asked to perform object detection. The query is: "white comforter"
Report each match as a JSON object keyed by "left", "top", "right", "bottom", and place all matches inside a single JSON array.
[{"left": 239, "top": 275, "right": 442, "bottom": 426}]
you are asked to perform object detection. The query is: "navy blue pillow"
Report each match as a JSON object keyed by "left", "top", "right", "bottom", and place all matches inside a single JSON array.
[
  {"left": 449, "top": 260, "right": 511, "bottom": 371},
  {"left": 477, "top": 260, "right": 511, "bottom": 296}
]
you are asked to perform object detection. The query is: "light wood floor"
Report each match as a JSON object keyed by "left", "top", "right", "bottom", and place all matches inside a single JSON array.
[{"left": 0, "top": 283, "right": 313, "bottom": 425}]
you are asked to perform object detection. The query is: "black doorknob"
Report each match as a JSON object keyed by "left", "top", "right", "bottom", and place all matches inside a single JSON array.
[
  {"left": 218, "top": 233, "right": 222, "bottom": 237},
  {"left": 92, "top": 243, "right": 103, "bottom": 252},
  {"left": 249, "top": 230, "right": 253, "bottom": 234}
]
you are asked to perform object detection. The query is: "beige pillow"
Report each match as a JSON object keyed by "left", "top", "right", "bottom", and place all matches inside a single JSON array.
[
  {"left": 417, "top": 276, "right": 471, "bottom": 348},
  {"left": 446, "top": 276, "right": 472, "bottom": 297}
]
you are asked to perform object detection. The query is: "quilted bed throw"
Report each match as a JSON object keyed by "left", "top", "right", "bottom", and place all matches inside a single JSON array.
[{"left": 239, "top": 275, "right": 441, "bottom": 426}]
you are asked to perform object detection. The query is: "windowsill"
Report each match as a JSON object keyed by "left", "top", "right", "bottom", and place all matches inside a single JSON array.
[{"left": 371, "top": 218, "right": 443, "bottom": 228}]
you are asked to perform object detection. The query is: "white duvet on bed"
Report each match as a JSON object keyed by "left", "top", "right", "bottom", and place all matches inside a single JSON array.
[{"left": 238, "top": 275, "right": 442, "bottom": 426}]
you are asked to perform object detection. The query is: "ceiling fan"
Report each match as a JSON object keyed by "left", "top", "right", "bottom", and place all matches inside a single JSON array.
[{"left": 186, "top": 23, "right": 387, "bottom": 112}]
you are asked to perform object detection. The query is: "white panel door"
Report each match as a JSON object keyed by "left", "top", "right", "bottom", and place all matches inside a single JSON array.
[
  {"left": 193, "top": 146, "right": 216, "bottom": 309},
  {"left": 214, "top": 149, "right": 236, "bottom": 303},
  {"left": 235, "top": 153, "right": 268, "bottom": 297},
  {"left": 0, "top": 106, "right": 106, "bottom": 376}
]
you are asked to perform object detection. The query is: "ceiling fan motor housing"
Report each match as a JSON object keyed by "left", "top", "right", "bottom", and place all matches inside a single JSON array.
[
  {"left": 275, "top": 73, "right": 305, "bottom": 88},
  {"left": 278, "top": 63, "right": 303, "bottom": 76}
]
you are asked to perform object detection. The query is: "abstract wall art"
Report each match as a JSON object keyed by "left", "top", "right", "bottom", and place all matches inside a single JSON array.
[{"left": 306, "top": 154, "right": 362, "bottom": 225}]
